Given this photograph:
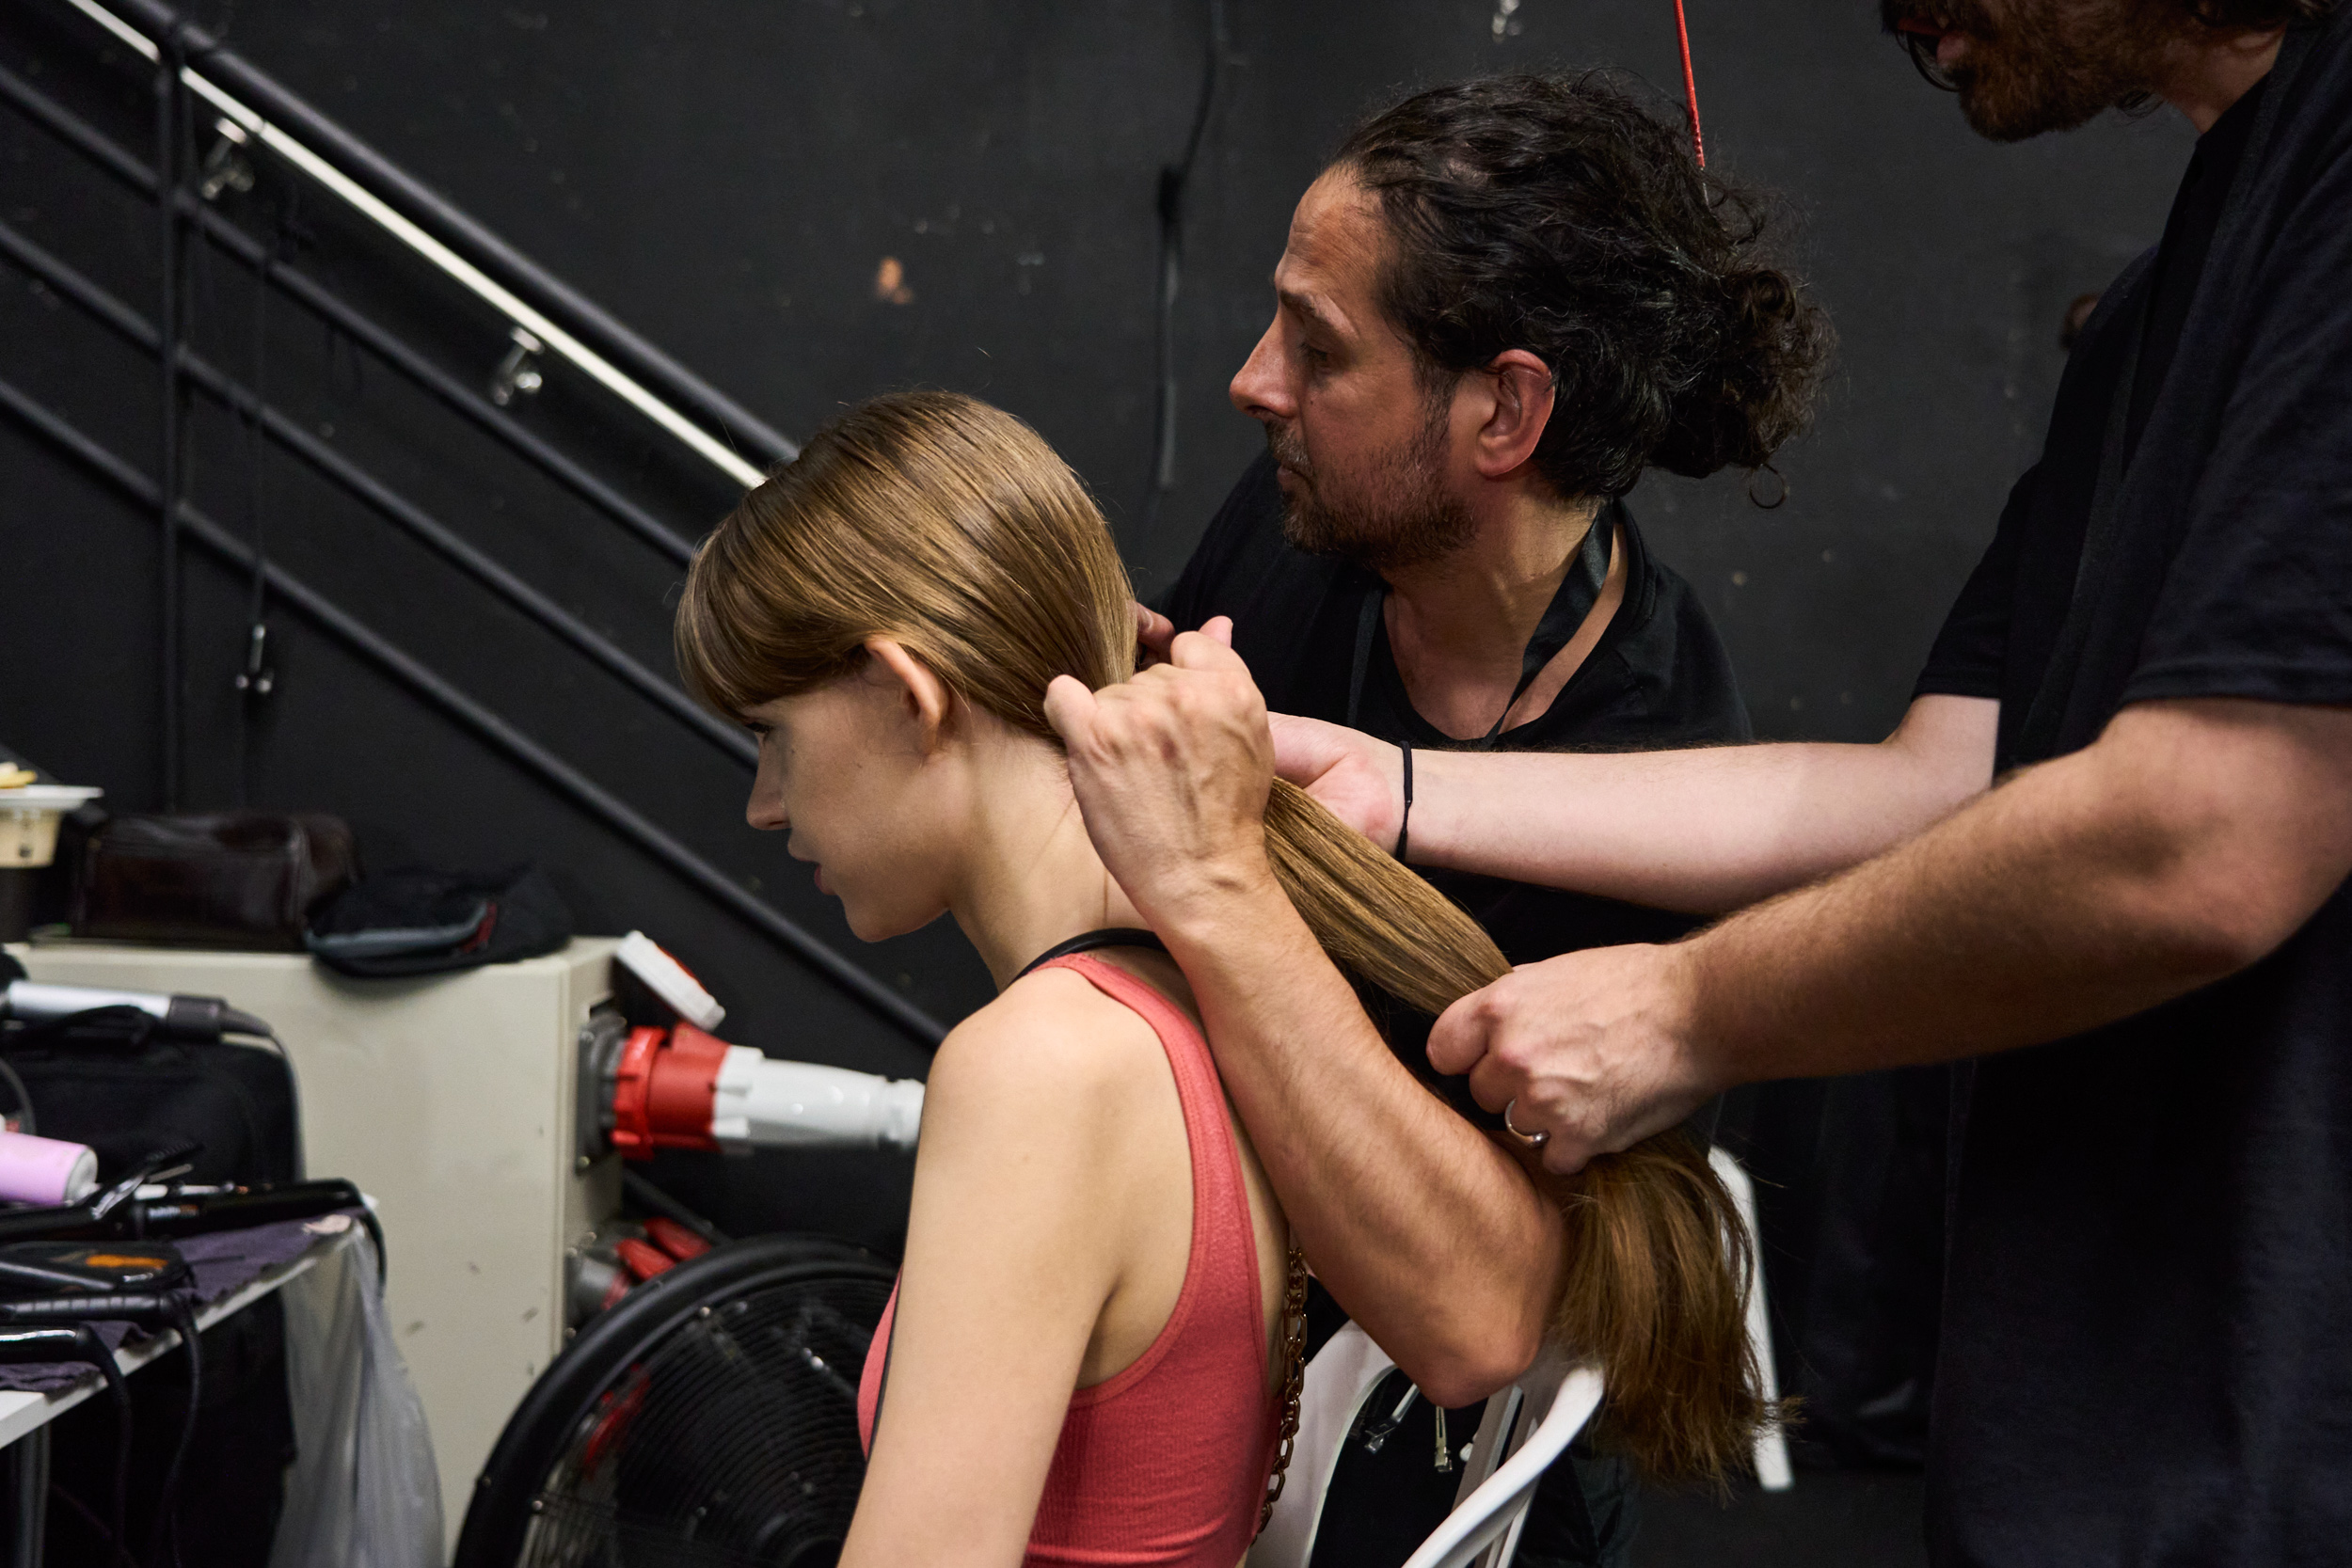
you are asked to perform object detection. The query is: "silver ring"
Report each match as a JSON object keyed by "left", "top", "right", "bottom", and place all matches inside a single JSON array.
[{"left": 1503, "top": 1099, "right": 1550, "bottom": 1149}]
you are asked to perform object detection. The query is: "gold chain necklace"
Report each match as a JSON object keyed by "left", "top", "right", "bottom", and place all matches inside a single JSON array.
[{"left": 1256, "top": 1243, "right": 1312, "bottom": 1537}]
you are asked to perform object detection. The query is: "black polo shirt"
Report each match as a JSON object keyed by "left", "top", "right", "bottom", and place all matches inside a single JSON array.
[{"left": 1912, "top": 20, "right": 2352, "bottom": 1565}]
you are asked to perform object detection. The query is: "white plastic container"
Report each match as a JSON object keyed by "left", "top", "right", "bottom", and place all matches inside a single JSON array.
[{"left": 0, "top": 784, "right": 102, "bottom": 869}]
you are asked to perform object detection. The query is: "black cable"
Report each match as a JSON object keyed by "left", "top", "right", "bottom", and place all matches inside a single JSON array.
[
  {"left": 97, "top": 1330, "right": 133, "bottom": 1568},
  {"left": 0, "top": 1297, "right": 199, "bottom": 1560},
  {"left": 1140, "top": 0, "right": 1228, "bottom": 534},
  {"left": 621, "top": 1169, "right": 729, "bottom": 1247},
  {"left": 142, "top": 1297, "right": 200, "bottom": 1568},
  {"left": 46, "top": 1481, "right": 140, "bottom": 1568},
  {"left": 353, "top": 1202, "right": 389, "bottom": 1289},
  {"left": 0, "top": 1324, "right": 135, "bottom": 1565}
]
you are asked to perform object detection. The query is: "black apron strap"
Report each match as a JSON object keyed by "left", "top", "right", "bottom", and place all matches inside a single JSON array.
[
  {"left": 1346, "top": 501, "right": 1616, "bottom": 749},
  {"left": 1346, "top": 574, "right": 1383, "bottom": 732}
]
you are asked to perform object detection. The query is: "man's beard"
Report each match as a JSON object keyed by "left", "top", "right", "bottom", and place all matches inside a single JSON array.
[
  {"left": 1882, "top": 0, "right": 2180, "bottom": 142},
  {"left": 1269, "top": 406, "right": 1474, "bottom": 576}
]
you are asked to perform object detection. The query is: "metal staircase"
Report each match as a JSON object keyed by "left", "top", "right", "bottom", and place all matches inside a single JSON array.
[{"left": 0, "top": 0, "right": 947, "bottom": 1049}]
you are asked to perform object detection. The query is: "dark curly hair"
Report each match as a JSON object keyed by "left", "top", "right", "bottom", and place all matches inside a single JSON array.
[{"left": 1332, "top": 72, "right": 1830, "bottom": 500}]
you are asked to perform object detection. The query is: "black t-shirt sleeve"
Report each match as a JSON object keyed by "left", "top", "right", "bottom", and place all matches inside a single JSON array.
[
  {"left": 1914, "top": 466, "right": 2038, "bottom": 702},
  {"left": 2123, "top": 125, "right": 2352, "bottom": 709}
]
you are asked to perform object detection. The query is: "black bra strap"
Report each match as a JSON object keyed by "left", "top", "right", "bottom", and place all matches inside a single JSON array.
[{"left": 1015, "top": 927, "right": 1168, "bottom": 980}]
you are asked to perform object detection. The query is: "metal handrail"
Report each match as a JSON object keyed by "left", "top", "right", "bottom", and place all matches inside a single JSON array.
[
  {"left": 0, "top": 9, "right": 953, "bottom": 1047},
  {"left": 0, "top": 373, "right": 946, "bottom": 1050},
  {"left": 59, "top": 0, "right": 791, "bottom": 488},
  {"left": 0, "top": 215, "right": 755, "bottom": 768},
  {"left": 0, "top": 58, "right": 699, "bottom": 566}
]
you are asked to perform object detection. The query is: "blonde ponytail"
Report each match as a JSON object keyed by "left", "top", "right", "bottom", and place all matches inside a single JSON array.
[
  {"left": 679, "top": 388, "right": 1772, "bottom": 1481},
  {"left": 1262, "top": 780, "right": 1766, "bottom": 1480}
]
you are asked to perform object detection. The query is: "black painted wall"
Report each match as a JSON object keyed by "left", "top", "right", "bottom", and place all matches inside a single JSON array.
[{"left": 0, "top": 0, "right": 2191, "bottom": 1240}]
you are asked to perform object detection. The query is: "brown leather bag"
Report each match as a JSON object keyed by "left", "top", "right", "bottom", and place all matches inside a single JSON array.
[{"left": 72, "top": 813, "right": 359, "bottom": 950}]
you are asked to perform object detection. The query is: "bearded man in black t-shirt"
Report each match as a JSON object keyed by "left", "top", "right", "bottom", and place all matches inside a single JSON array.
[
  {"left": 1130, "top": 75, "right": 1829, "bottom": 1568},
  {"left": 1051, "top": 6, "right": 2352, "bottom": 1567}
]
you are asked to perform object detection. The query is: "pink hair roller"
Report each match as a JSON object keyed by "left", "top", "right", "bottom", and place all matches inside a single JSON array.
[{"left": 0, "top": 1130, "right": 100, "bottom": 1206}]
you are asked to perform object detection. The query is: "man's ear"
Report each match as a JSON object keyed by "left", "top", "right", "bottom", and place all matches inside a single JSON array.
[
  {"left": 865, "top": 638, "right": 954, "bottom": 752},
  {"left": 1472, "top": 349, "right": 1556, "bottom": 481}
]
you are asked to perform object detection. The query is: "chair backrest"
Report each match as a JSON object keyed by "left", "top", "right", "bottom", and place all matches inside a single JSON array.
[
  {"left": 1248, "top": 1322, "right": 1398, "bottom": 1568},
  {"left": 1401, "top": 1357, "right": 1604, "bottom": 1568},
  {"left": 1248, "top": 1323, "right": 1603, "bottom": 1568}
]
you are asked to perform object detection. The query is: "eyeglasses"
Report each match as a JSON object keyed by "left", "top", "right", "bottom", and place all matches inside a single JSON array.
[{"left": 1896, "top": 23, "right": 1962, "bottom": 92}]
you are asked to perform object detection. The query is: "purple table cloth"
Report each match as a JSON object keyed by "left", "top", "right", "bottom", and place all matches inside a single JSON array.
[{"left": 0, "top": 1208, "right": 362, "bottom": 1393}]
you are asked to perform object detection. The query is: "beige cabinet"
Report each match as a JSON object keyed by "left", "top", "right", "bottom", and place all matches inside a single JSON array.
[{"left": 5, "top": 936, "right": 623, "bottom": 1552}]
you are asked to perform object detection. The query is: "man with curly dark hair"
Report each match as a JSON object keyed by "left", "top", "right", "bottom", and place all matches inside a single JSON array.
[
  {"left": 1125, "top": 71, "right": 1826, "bottom": 1568},
  {"left": 1051, "top": 2, "right": 2352, "bottom": 1564}
]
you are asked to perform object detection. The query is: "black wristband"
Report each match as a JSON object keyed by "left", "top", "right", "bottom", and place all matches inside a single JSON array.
[{"left": 1393, "top": 740, "right": 1414, "bottom": 862}]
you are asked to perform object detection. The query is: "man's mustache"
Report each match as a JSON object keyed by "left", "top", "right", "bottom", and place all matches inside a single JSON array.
[{"left": 1263, "top": 424, "right": 1312, "bottom": 479}]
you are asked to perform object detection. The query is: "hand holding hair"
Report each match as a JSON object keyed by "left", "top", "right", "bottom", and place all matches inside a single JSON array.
[
  {"left": 691, "top": 388, "right": 1772, "bottom": 1480},
  {"left": 1428, "top": 940, "right": 1720, "bottom": 1176},
  {"left": 1042, "top": 618, "right": 1280, "bottom": 927},
  {"left": 1269, "top": 714, "right": 1404, "bottom": 848}
]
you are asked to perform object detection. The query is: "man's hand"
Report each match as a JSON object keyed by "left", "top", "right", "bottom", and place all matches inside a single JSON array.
[
  {"left": 1433, "top": 698, "right": 2352, "bottom": 1177},
  {"left": 1271, "top": 714, "right": 1404, "bottom": 847},
  {"left": 1043, "top": 618, "right": 1277, "bottom": 925},
  {"left": 1428, "top": 942, "right": 1721, "bottom": 1175},
  {"left": 1132, "top": 602, "right": 1178, "bottom": 669}
]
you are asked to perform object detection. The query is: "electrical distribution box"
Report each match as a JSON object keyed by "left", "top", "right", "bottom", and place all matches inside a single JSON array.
[{"left": 4, "top": 936, "right": 623, "bottom": 1552}]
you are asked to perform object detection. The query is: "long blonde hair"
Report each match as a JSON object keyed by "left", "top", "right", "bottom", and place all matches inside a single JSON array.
[{"left": 676, "top": 389, "right": 1769, "bottom": 1479}]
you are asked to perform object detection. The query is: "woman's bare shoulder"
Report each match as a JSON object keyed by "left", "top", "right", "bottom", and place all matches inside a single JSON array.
[{"left": 920, "top": 967, "right": 1170, "bottom": 1137}]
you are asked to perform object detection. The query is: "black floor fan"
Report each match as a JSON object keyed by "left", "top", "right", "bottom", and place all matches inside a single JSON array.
[{"left": 453, "top": 1235, "right": 898, "bottom": 1568}]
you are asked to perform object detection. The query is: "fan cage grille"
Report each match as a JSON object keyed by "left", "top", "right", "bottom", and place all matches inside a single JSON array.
[{"left": 518, "top": 1272, "right": 892, "bottom": 1568}]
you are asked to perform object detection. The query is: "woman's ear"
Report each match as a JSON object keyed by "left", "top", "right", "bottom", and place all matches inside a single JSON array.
[{"left": 866, "top": 638, "right": 955, "bottom": 752}]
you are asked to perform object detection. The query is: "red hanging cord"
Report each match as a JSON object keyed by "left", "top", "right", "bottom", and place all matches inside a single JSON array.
[{"left": 1673, "top": 0, "right": 1706, "bottom": 166}]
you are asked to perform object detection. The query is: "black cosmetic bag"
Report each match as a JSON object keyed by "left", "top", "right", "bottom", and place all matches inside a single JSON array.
[
  {"left": 0, "top": 1017, "right": 300, "bottom": 1188},
  {"left": 72, "top": 813, "right": 359, "bottom": 952}
]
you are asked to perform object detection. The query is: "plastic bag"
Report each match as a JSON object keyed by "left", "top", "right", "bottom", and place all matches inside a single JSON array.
[{"left": 272, "top": 1219, "right": 445, "bottom": 1568}]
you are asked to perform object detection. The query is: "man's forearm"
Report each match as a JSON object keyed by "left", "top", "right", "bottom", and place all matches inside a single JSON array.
[
  {"left": 1682, "top": 700, "right": 2352, "bottom": 1085},
  {"left": 1159, "top": 876, "right": 1562, "bottom": 1405},
  {"left": 1043, "top": 631, "right": 1563, "bottom": 1401},
  {"left": 1413, "top": 695, "right": 1997, "bottom": 914}
]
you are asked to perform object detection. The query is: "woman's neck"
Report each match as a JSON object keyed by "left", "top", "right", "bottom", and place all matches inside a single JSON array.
[{"left": 945, "top": 732, "right": 1150, "bottom": 990}]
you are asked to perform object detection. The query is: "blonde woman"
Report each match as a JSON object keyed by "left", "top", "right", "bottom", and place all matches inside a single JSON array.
[{"left": 675, "top": 389, "right": 1760, "bottom": 1568}]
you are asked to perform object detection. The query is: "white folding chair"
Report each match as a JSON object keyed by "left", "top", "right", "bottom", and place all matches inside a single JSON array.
[
  {"left": 1248, "top": 1323, "right": 1603, "bottom": 1568},
  {"left": 1249, "top": 1323, "right": 1399, "bottom": 1568},
  {"left": 1399, "top": 1352, "right": 1604, "bottom": 1568},
  {"left": 1255, "top": 1148, "right": 1786, "bottom": 1568},
  {"left": 1708, "top": 1145, "right": 1794, "bottom": 1492}
]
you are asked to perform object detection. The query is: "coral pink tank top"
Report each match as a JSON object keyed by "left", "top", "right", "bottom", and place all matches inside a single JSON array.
[{"left": 857, "top": 952, "right": 1279, "bottom": 1567}]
